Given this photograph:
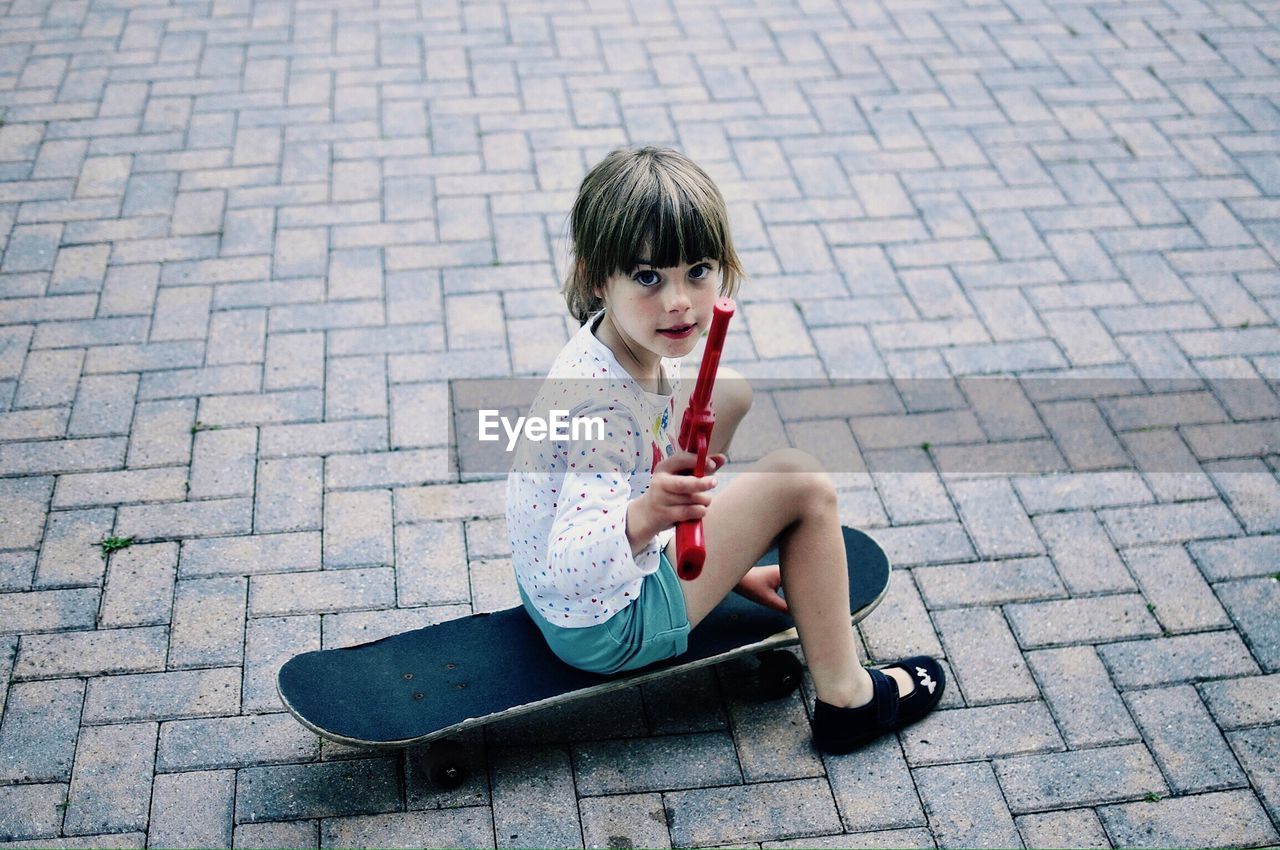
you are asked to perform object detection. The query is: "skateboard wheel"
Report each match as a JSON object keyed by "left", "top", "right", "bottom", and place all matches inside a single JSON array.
[
  {"left": 428, "top": 741, "right": 467, "bottom": 790},
  {"left": 757, "top": 650, "right": 803, "bottom": 699},
  {"left": 430, "top": 760, "right": 466, "bottom": 789}
]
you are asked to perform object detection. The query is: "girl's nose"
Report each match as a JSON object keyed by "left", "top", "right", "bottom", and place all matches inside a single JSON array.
[{"left": 665, "top": 281, "right": 693, "bottom": 312}]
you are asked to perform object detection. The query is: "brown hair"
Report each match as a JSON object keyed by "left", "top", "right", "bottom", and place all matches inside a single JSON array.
[{"left": 563, "top": 146, "right": 743, "bottom": 324}]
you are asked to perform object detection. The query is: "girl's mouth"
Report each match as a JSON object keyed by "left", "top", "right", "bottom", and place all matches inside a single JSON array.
[{"left": 657, "top": 324, "right": 696, "bottom": 340}]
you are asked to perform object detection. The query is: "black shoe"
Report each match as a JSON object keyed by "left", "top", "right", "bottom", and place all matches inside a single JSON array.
[{"left": 812, "top": 655, "right": 946, "bottom": 755}]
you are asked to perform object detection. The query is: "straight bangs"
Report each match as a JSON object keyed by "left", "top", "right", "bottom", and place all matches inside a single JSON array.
[
  {"left": 616, "top": 170, "right": 726, "bottom": 275},
  {"left": 566, "top": 147, "right": 743, "bottom": 323}
]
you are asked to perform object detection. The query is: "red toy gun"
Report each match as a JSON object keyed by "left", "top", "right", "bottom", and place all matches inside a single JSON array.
[{"left": 675, "top": 297, "right": 735, "bottom": 580}]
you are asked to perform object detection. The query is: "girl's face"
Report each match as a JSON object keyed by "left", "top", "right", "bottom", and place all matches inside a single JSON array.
[{"left": 594, "top": 257, "right": 721, "bottom": 372}]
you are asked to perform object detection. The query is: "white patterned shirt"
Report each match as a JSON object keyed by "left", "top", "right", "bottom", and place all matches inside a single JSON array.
[{"left": 506, "top": 310, "right": 681, "bottom": 627}]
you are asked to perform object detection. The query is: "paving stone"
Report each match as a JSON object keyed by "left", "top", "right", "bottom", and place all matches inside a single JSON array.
[
  {"left": 1208, "top": 460, "right": 1280, "bottom": 533},
  {"left": 235, "top": 758, "right": 400, "bottom": 823},
  {"left": 762, "top": 828, "right": 935, "bottom": 849},
  {"left": 53, "top": 467, "right": 188, "bottom": 508},
  {"left": 320, "top": 490, "right": 393, "bottom": 567},
  {"left": 1215, "top": 577, "right": 1280, "bottom": 672},
  {"left": 1125, "top": 684, "right": 1248, "bottom": 793},
  {"left": 198, "top": 390, "right": 322, "bottom": 428},
  {"left": 0, "top": 438, "right": 126, "bottom": 477},
  {"left": 995, "top": 744, "right": 1167, "bottom": 813},
  {"left": 0, "top": 833, "right": 146, "bottom": 849},
  {"left": 258, "top": 420, "right": 388, "bottom": 458},
  {"left": 490, "top": 745, "right": 579, "bottom": 849},
  {"left": 665, "top": 777, "right": 842, "bottom": 848},
  {"left": 1200, "top": 673, "right": 1280, "bottom": 729},
  {"left": 866, "top": 523, "right": 975, "bottom": 569},
  {"left": 325, "top": 355, "right": 387, "bottom": 420},
  {"left": 249, "top": 568, "right": 394, "bottom": 617},
  {"left": 126, "top": 399, "right": 194, "bottom": 468},
  {"left": 1032, "top": 511, "right": 1136, "bottom": 594},
  {"left": 0, "top": 783, "right": 66, "bottom": 843},
  {"left": 825, "top": 735, "right": 926, "bottom": 833},
  {"left": 83, "top": 668, "right": 240, "bottom": 724},
  {"left": 579, "top": 794, "right": 670, "bottom": 850},
  {"left": 189, "top": 427, "right": 257, "bottom": 499},
  {"left": 115, "top": 498, "right": 252, "bottom": 540},
  {"left": 147, "top": 770, "right": 235, "bottom": 849},
  {"left": 914, "top": 761, "right": 1021, "bottom": 850},
  {"left": 1227, "top": 725, "right": 1280, "bottom": 826},
  {"left": 264, "top": 332, "right": 324, "bottom": 390},
  {"left": 1026, "top": 645, "right": 1139, "bottom": 748},
  {"left": 233, "top": 821, "right": 319, "bottom": 849},
  {"left": 573, "top": 732, "right": 741, "bottom": 796},
  {"left": 1007, "top": 594, "right": 1162, "bottom": 648},
  {"left": 67, "top": 373, "right": 138, "bottom": 436},
  {"left": 1015, "top": 809, "right": 1110, "bottom": 849},
  {"left": 1182, "top": 421, "right": 1278, "bottom": 462},
  {"left": 243, "top": 615, "right": 319, "bottom": 714},
  {"left": 916, "top": 556, "right": 1065, "bottom": 610},
  {"left": 139, "top": 365, "right": 261, "bottom": 401},
  {"left": 901, "top": 701, "right": 1063, "bottom": 766},
  {"left": 156, "top": 713, "right": 318, "bottom": 772},
  {"left": 0, "top": 476, "right": 53, "bottom": 550},
  {"left": 35, "top": 507, "right": 113, "bottom": 588},
  {"left": 100, "top": 541, "right": 177, "bottom": 627},
  {"left": 945, "top": 478, "right": 1044, "bottom": 558},
  {"left": 395, "top": 520, "right": 469, "bottom": 607},
  {"left": 932, "top": 607, "right": 1039, "bottom": 704},
  {"left": 150, "top": 287, "right": 212, "bottom": 342},
  {"left": 1013, "top": 472, "right": 1154, "bottom": 513},
  {"left": 1099, "top": 631, "right": 1260, "bottom": 689},
  {"left": 169, "top": 577, "right": 246, "bottom": 668},
  {"left": 322, "top": 808, "right": 494, "bottom": 850},
  {"left": 1123, "top": 545, "right": 1232, "bottom": 633},
  {"left": 1189, "top": 535, "right": 1280, "bottom": 580},
  {"left": 63, "top": 723, "right": 157, "bottom": 836},
  {"left": 0, "top": 409, "right": 68, "bottom": 443},
  {"left": 248, "top": 456, "right": 320, "bottom": 534},
  {"left": 180, "top": 532, "right": 320, "bottom": 578},
  {"left": 724, "top": 683, "right": 822, "bottom": 782},
  {"left": 0, "top": 588, "right": 99, "bottom": 636},
  {"left": 869, "top": 468, "right": 954, "bottom": 527},
  {"left": 14, "top": 627, "right": 167, "bottom": 680},
  {"left": 0, "top": 679, "right": 85, "bottom": 782},
  {"left": 1097, "top": 789, "right": 1278, "bottom": 849}
]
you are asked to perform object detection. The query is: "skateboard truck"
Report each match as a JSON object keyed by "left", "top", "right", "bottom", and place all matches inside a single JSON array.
[{"left": 675, "top": 297, "right": 735, "bottom": 581}]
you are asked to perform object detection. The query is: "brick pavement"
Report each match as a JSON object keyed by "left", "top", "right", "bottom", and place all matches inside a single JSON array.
[{"left": 1, "top": 0, "right": 1279, "bottom": 847}]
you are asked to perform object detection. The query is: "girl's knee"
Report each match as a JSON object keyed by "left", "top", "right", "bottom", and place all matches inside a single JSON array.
[
  {"left": 716, "top": 367, "right": 752, "bottom": 422},
  {"left": 758, "top": 449, "right": 837, "bottom": 511}
]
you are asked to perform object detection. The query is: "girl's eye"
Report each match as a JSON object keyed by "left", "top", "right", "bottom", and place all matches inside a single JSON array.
[
  {"left": 633, "top": 270, "right": 661, "bottom": 287},
  {"left": 690, "top": 264, "right": 712, "bottom": 280}
]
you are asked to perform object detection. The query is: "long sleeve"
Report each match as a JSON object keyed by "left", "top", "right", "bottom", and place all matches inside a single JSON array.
[{"left": 540, "top": 406, "right": 660, "bottom": 617}]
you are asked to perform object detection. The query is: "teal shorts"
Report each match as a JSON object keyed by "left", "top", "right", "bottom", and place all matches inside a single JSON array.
[{"left": 519, "top": 549, "right": 691, "bottom": 675}]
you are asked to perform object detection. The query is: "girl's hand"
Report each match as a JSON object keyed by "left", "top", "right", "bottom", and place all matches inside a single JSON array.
[
  {"left": 734, "top": 565, "right": 788, "bottom": 613},
  {"left": 626, "top": 451, "right": 727, "bottom": 551}
]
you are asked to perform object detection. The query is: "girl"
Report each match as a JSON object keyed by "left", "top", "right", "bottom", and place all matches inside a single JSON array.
[{"left": 506, "top": 146, "right": 944, "bottom": 753}]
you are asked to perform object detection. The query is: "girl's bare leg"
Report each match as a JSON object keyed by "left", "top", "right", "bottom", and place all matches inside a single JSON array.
[
  {"left": 672, "top": 371, "right": 909, "bottom": 707},
  {"left": 676, "top": 449, "right": 893, "bottom": 708}
]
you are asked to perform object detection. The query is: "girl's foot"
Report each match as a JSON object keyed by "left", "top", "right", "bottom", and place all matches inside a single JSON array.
[{"left": 811, "top": 656, "right": 946, "bottom": 754}]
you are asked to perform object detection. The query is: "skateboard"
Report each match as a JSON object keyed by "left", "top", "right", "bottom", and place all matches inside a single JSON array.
[{"left": 277, "top": 525, "right": 889, "bottom": 787}]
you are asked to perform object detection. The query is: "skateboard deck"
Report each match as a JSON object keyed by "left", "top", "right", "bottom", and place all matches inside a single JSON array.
[{"left": 277, "top": 525, "right": 889, "bottom": 750}]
